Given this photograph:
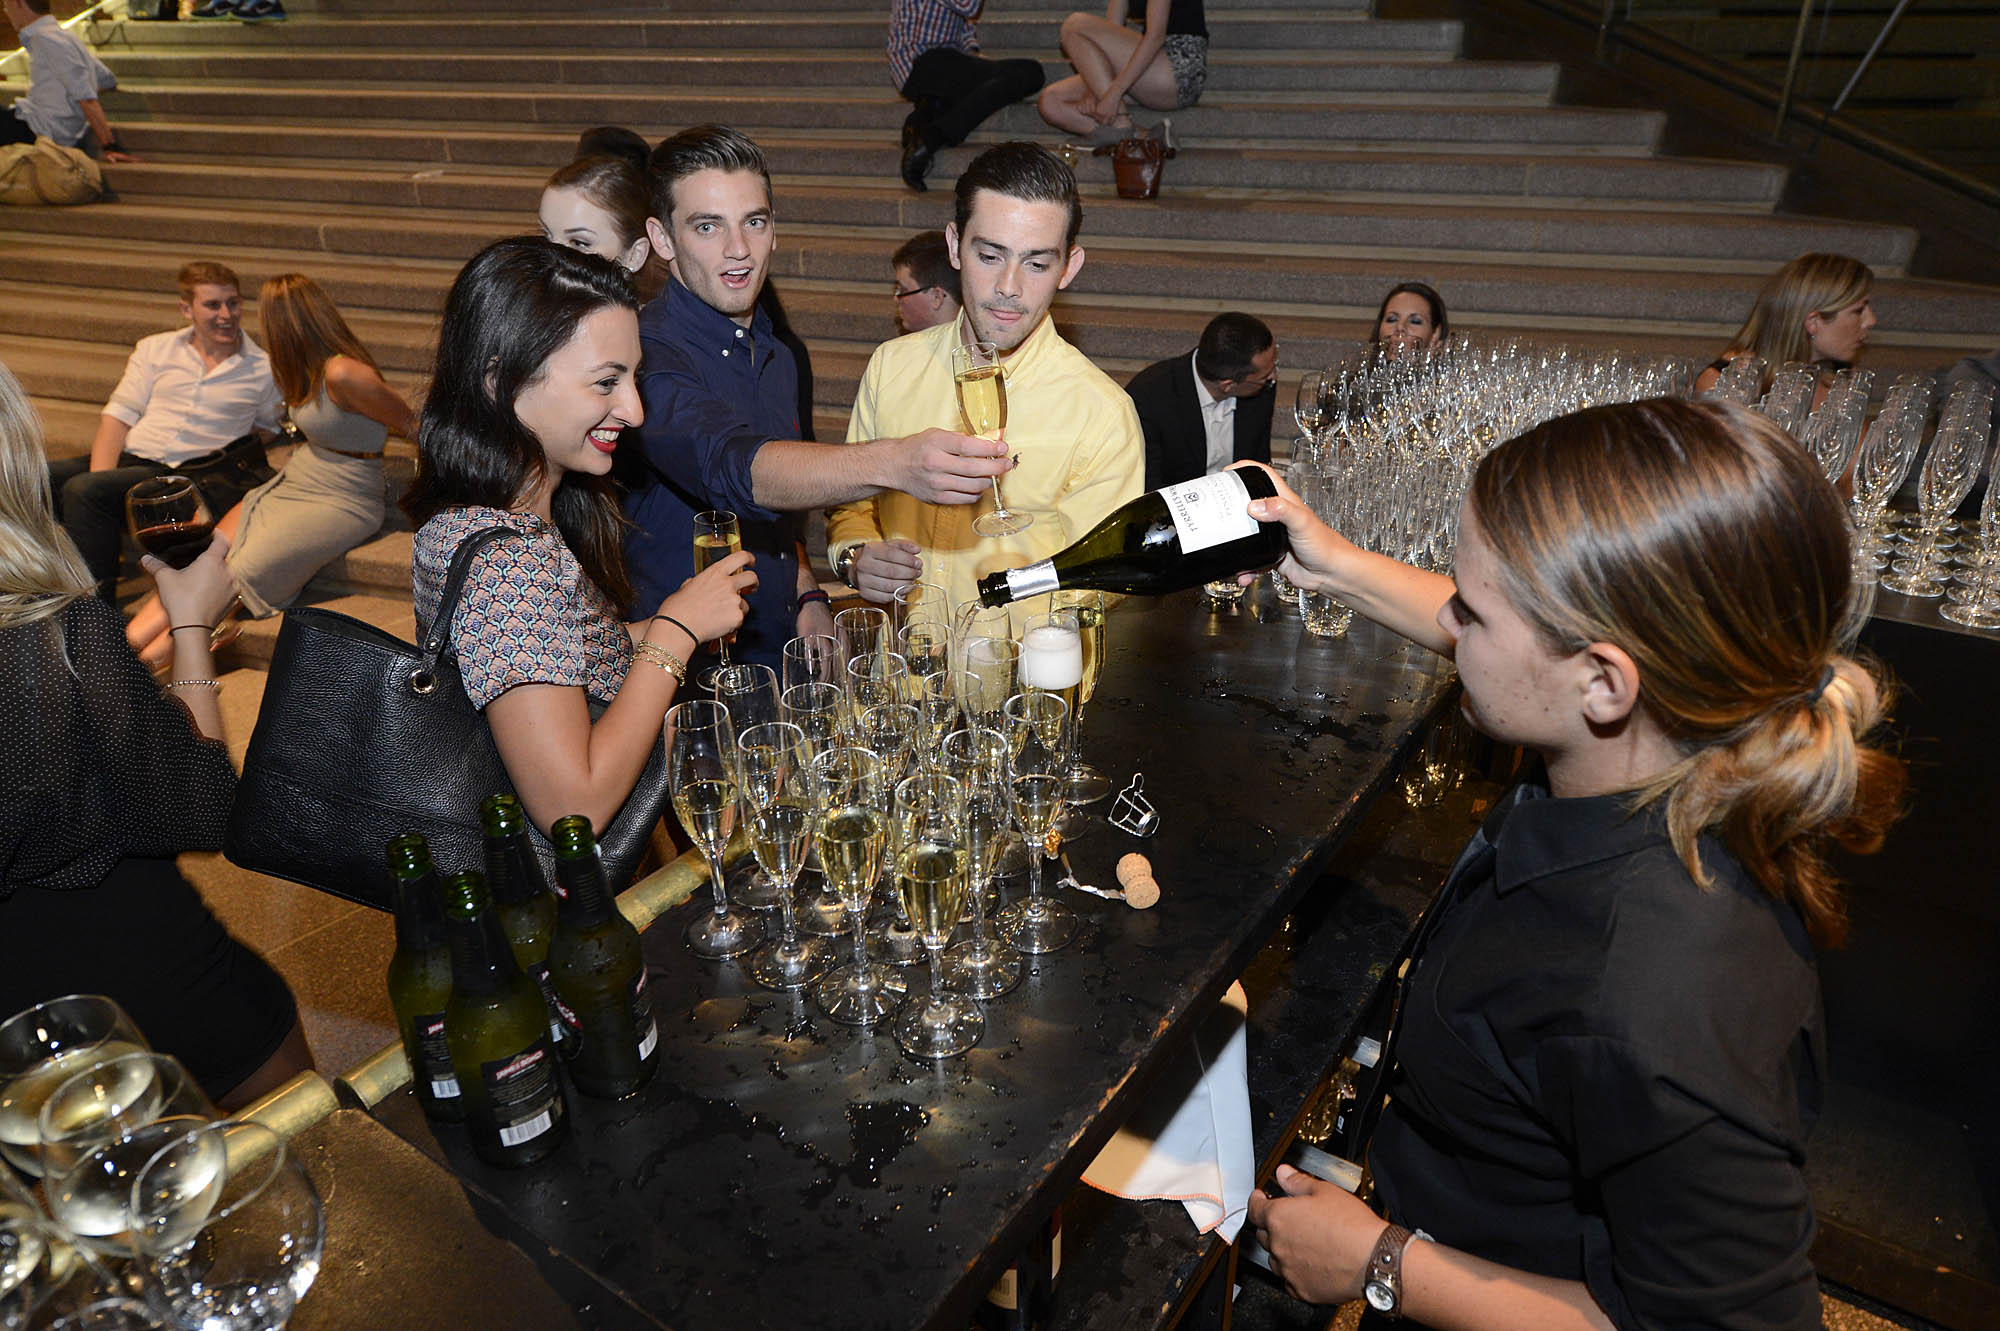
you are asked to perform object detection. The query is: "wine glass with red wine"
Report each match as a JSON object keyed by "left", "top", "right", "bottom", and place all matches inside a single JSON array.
[{"left": 125, "top": 477, "right": 215, "bottom": 570}]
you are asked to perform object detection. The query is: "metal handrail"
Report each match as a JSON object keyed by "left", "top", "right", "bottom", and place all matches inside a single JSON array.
[{"left": 1, "top": 1, "right": 124, "bottom": 80}]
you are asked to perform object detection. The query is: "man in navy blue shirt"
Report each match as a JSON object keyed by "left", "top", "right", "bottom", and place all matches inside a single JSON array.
[{"left": 626, "top": 124, "right": 1011, "bottom": 668}]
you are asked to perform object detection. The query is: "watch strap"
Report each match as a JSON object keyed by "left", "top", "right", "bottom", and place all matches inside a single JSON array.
[{"left": 1365, "top": 1223, "right": 1417, "bottom": 1318}]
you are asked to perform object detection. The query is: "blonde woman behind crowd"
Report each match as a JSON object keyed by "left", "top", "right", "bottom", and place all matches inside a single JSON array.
[
  {"left": 126, "top": 274, "right": 417, "bottom": 669},
  {"left": 1694, "top": 252, "right": 1877, "bottom": 403},
  {"left": 1242, "top": 398, "right": 1902, "bottom": 1331},
  {"left": 0, "top": 361, "right": 314, "bottom": 1109}
]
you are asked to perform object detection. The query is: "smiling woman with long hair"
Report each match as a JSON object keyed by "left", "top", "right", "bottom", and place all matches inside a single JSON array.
[
  {"left": 399, "top": 237, "right": 756, "bottom": 834},
  {"left": 0, "top": 359, "right": 312, "bottom": 1109},
  {"left": 1242, "top": 398, "right": 1903, "bottom": 1331}
]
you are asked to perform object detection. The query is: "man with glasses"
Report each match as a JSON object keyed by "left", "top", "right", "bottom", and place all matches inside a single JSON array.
[
  {"left": 1125, "top": 312, "right": 1278, "bottom": 491},
  {"left": 891, "top": 230, "right": 961, "bottom": 335}
]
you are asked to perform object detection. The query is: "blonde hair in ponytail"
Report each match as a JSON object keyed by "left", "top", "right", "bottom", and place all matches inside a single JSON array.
[
  {"left": 0, "top": 360, "right": 95, "bottom": 630},
  {"left": 1469, "top": 398, "right": 1904, "bottom": 947}
]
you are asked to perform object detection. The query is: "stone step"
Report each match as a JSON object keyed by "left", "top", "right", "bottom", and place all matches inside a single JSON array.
[
  {"left": 93, "top": 48, "right": 1561, "bottom": 100},
  {"left": 16, "top": 170, "right": 1914, "bottom": 268},
  {"left": 29, "top": 395, "right": 108, "bottom": 458},
  {"left": 103, "top": 83, "right": 1655, "bottom": 148},
  {"left": 107, "top": 122, "right": 1787, "bottom": 207}
]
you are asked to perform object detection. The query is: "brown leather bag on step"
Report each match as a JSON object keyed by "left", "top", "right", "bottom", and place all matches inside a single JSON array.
[{"left": 1095, "top": 133, "right": 1177, "bottom": 200}]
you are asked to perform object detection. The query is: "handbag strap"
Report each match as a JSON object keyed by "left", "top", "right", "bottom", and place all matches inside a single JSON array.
[{"left": 417, "top": 524, "right": 522, "bottom": 677}]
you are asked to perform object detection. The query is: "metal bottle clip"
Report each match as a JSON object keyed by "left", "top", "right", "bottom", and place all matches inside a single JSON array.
[{"left": 1108, "top": 773, "right": 1159, "bottom": 837}]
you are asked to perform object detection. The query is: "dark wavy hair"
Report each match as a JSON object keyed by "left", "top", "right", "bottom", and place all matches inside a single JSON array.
[
  {"left": 401, "top": 237, "right": 638, "bottom": 611},
  {"left": 1367, "top": 281, "right": 1448, "bottom": 347}
]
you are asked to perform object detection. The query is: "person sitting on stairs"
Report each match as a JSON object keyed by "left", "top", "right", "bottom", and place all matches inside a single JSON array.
[
  {"left": 0, "top": 0, "right": 135, "bottom": 161},
  {"left": 890, "top": 0, "right": 1046, "bottom": 192},
  {"left": 1037, "top": 0, "right": 1206, "bottom": 145}
]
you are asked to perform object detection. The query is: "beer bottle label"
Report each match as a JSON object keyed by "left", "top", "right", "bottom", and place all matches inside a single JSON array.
[
  {"left": 553, "top": 991, "right": 583, "bottom": 1046},
  {"left": 480, "top": 1041, "right": 565, "bottom": 1148},
  {"left": 417, "top": 1013, "right": 460, "bottom": 1100},
  {"left": 632, "top": 972, "right": 658, "bottom": 1061},
  {"left": 526, "top": 962, "right": 566, "bottom": 1046}
]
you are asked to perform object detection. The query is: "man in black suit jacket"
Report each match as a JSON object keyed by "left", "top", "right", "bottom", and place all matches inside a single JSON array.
[{"left": 1125, "top": 313, "right": 1279, "bottom": 491}]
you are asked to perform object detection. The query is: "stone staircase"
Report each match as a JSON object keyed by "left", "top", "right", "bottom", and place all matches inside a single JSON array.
[{"left": 4, "top": 0, "right": 1998, "bottom": 664}]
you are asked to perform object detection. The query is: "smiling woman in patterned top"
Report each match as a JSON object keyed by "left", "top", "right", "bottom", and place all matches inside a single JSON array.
[{"left": 401, "top": 237, "right": 758, "bottom": 836}]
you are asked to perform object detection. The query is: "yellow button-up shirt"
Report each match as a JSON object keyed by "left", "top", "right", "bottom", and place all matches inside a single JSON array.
[{"left": 829, "top": 312, "right": 1145, "bottom": 613}]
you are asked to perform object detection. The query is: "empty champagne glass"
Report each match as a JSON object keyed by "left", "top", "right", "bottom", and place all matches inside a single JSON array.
[
  {"left": 781, "top": 633, "right": 842, "bottom": 694},
  {"left": 995, "top": 692, "right": 1077, "bottom": 953},
  {"left": 1883, "top": 408, "right": 1986, "bottom": 597},
  {"left": 668, "top": 700, "right": 762, "bottom": 960},
  {"left": 834, "top": 606, "right": 891, "bottom": 672},
  {"left": 809, "top": 746, "right": 908, "bottom": 1026},
  {"left": 956, "top": 631, "right": 1019, "bottom": 733},
  {"left": 1799, "top": 386, "right": 1869, "bottom": 484},
  {"left": 131, "top": 1121, "right": 324, "bottom": 1331},
  {"left": 0, "top": 996, "right": 149, "bottom": 1179},
  {"left": 892, "top": 581, "right": 951, "bottom": 678},
  {"left": 954, "top": 340, "right": 1029, "bottom": 537},
  {"left": 737, "top": 722, "right": 832, "bottom": 992},
  {"left": 889, "top": 773, "right": 983, "bottom": 1059},
  {"left": 939, "top": 728, "right": 1023, "bottom": 999}
]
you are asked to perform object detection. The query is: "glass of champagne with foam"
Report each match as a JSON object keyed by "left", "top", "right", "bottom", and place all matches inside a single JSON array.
[{"left": 953, "top": 339, "right": 1030, "bottom": 537}]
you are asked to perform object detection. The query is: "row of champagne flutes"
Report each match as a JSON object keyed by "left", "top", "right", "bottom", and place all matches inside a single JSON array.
[
  {"left": 1249, "top": 337, "right": 1689, "bottom": 624},
  {"left": 0, "top": 996, "right": 322, "bottom": 1331},
  {"left": 662, "top": 590, "right": 1106, "bottom": 1059}
]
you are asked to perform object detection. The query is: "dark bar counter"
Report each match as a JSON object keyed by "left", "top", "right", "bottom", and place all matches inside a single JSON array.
[{"left": 367, "top": 584, "right": 1455, "bottom": 1331}]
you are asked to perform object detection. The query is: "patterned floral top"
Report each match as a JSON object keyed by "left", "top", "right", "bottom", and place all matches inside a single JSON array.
[{"left": 411, "top": 506, "right": 631, "bottom": 709}]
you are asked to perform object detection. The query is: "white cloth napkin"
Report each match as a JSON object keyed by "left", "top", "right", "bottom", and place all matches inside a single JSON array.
[{"left": 1081, "top": 980, "right": 1255, "bottom": 1242}]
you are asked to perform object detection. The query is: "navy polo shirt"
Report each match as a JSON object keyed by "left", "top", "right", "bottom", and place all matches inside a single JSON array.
[{"left": 623, "top": 277, "right": 804, "bottom": 669}]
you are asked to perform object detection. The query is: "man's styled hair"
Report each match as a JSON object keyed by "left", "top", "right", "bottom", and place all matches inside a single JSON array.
[
  {"left": 176, "top": 261, "right": 241, "bottom": 301},
  {"left": 953, "top": 142, "right": 1083, "bottom": 252},
  {"left": 1194, "top": 313, "right": 1275, "bottom": 384},
  {"left": 647, "top": 124, "right": 772, "bottom": 227},
  {"left": 892, "top": 230, "right": 957, "bottom": 300}
]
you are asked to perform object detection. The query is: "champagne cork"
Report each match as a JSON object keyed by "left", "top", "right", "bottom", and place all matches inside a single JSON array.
[{"left": 1116, "top": 853, "right": 1160, "bottom": 909}]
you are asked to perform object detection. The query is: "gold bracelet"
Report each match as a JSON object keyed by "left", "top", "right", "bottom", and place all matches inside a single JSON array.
[
  {"left": 165, "top": 679, "right": 222, "bottom": 692},
  {"left": 632, "top": 640, "right": 688, "bottom": 685}
]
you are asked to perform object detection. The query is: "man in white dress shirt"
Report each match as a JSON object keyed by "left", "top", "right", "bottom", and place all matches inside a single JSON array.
[
  {"left": 1, "top": 0, "right": 134, "bottom": 160},
  {"left": 49, "top": 260, "right": 282, "bottom": 596},
  {"left": 1124, "top": 312, "right": 1279, "bottom": 492}
]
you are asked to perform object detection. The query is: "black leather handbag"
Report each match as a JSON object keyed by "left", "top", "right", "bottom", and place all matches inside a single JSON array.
[
  {"left": 176, "top": 432, "right": 277, "bottom": 517},
  {"left": 224, "top": 526, "right": 671, "bottom": 911}
]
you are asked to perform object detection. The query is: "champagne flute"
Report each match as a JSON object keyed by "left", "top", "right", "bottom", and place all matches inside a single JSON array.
[
  {"left": 995, "top": 692, "right": 1077, "bottom": 953},
  {"left": 711, "top": 664, "right": 787, "bottom": 908},
  {"left": 782, "top": 633, "right": 842, "bottom": 693},
  {"left": 0, "top": 996, "right": 148, "bottom": 1179},
  {"left": 889, "top": 772, "right": 984, "bottom": 1059},
  {"left": 893, "top": 581, "right": 952, "bottom": 679},
  {"left": 668, "top": 700, "right": 762, "bottom": 959},
  {"left": 124, "top": 476, "right": 214, "bottom": 571},
  {"left": 1049, "top": 589, "right": 1111, "bottom": 802},
  {"left": 809, "top": 746, "right": 909, "bottom": 1025},
  {"left": 843, "top": 651, "right": 914, "bottom": 738},
  {"left": 833, "top": 605, "right": 890, "bottom": 672},
  {"left": 939, "top": 727, "right": 1024, "bottom": 999},
  {"left": 954, "top": 340, "right": 1030, "bottom": 537},
  {"left": 693, "top": 511, "right": 742, "bottom": 676},
  {"left": 917, "top": 669, "right": 978, "bottom": 762},
  {"left": 738, "top": 722, "right": 833, "bottom": 992},
  {"left": 783, "top": 681, "right": 850, "bottom": 937}
]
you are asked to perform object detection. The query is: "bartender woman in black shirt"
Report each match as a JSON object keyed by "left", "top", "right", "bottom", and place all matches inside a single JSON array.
[{"left": 1242, "top": 399, "right": 1903, "bottom": 1331}]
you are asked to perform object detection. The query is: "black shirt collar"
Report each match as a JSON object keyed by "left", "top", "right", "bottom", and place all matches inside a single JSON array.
[{"left": 1482, "top": 772, "right": 1674, "bottom": 897}]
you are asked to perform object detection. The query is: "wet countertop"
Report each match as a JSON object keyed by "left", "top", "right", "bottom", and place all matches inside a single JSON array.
[{"left": 370, "top": 584, "right": 1454, "bottom": 1331}]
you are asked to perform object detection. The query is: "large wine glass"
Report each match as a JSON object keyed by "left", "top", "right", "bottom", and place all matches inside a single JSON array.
[
  {"left": 124, "top": 477, "right": 214, "bottom": 571},
  {"left": 809, "top": 746, "right": 908, "bottom": 1026},
  {"left": 37, "top": 1053, "right": 214, "bottom": 1181},
  {"left": 130, "top": 1121, "right": 325, "bottom": 1331},
  {"left": 954, "top": 340, "right": 1029, "bottom": 537},
  {"left": 939, "top": 727, "right": 1024, "bottom": 999},
  {"left": 889, "top": 772, "right": 983, "bottom": 1059},
  {"left": 668, "top": 700, "right": 762, "bottom": 959},
  {"left": 995, "top": 692, "right": 1078, "bottom": 953},
  {"left": 0, "top": 1198, "right": 122, "bottom": 1330},
  {"left": 738, "top": 722, "right": 832, "bottom": 991},
  {"left": 42, "top": 1081, "right": 211, "bottom": 1259},
  {"left": 692, "top": 511, "right": 741, "bottom": 678},
  {"left": 0, "top": 996, "right": 148, "bottom": 1178}
]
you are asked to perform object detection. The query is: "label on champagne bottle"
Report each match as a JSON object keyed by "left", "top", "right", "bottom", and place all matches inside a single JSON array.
[
  {"left": 1003, "top": 559, "right": 1062, "bottom": 600},
  {"left": 1160, "top": 471, "right": 1258, "bottom": 554},
  {"left": 481, "top": 1043, "right": 565, "bottom": 1148},
  {"left": 417, "top": 1014, "right": 460, "bottom": 1101},
  {"left": 632, "top": 973, "right": 658, "bottom": 1061}
]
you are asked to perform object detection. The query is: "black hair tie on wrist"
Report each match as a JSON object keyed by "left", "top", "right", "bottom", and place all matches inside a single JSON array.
[{"left": 652, "top": 614, "right": 698, "bottom": 648}]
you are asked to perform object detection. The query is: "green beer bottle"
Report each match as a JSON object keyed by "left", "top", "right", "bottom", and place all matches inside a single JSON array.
[
  {"left": 479, "top": 793, "right": 570, "bottom": 1056},
  {"left": 548, "top": 816, "right": 659, "bottom": 1099},
  {"left": 384, "top": 834, "right": 464, "bottom": 1123},
  {"left": 440, "top": 871, "right": 570, "bottom": 1168}
]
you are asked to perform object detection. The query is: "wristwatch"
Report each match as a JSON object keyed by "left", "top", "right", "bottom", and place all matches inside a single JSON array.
[
  {"left": 833, "top": 544, "right": 862, "bottom": 588},
  {"left": 1363, "top": 1223, "right": 1426, "bottom": 1318}
]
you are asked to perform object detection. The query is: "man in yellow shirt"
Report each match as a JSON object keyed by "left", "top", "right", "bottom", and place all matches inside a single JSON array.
[{"left": 828, "top": 142, "right": 1145, "bottom": 613}]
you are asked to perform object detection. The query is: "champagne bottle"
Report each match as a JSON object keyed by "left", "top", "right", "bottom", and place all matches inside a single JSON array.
[
  {"left": 976, "top": 467, "right": 1286, "bottom": 607},
  {"left": 480, "top": 793, "right": 570, "bottom": 1056},
  {"left": 384, "top": 834, "right": 464, "bottom": 1123},
  {"left": 440, "top": 871, "right": 570, "bottom": 1169},
  {"left": 547, "top": 816, "right": 659, "bottom": 1100}
]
